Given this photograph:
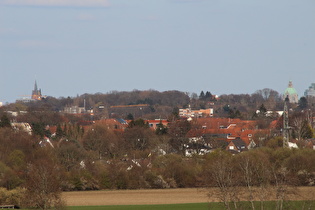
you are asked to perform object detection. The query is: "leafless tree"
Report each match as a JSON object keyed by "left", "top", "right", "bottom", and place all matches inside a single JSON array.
[
  {"left": 24, "top": 153, "right": 64, "bottom": 210},
  {"left": 206, "top": 151, "right": 240, "bottom": 210},
  {"left": 237, "top": 150, "right": 272, "bottom": 210},
  {"left": 292, "top": 114, "right": 306, "bottom": 141},
  {"left": 237, "top": 153, "right": 257, "bottom": 210},
  {"left": 83, "top": 123, "right": 121, "bottom": 159}
]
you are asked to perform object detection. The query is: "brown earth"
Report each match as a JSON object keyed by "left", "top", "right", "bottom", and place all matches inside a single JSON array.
[{"left": 62, "top": 187, "right": 315, "bottom": 206}]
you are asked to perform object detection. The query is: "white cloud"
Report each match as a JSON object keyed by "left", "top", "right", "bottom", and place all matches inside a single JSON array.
[{"left": 1, "top": 0, "right": 110, "bottom": 7}]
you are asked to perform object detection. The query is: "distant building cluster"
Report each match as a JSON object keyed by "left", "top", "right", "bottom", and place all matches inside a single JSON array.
[
  {"left": 179, "top": 106, "right": 213, "bottom": 119},
  {"left": 3, "top": 79, "right": 315, "bottom": 159},
  {"left": 282, "top": 81, "right": 315, "bottom": 103},
  {"left": 304, "top": 83, "right": 315, "bottom": 97},
  {"left": 64, "top": 106, "right": 86, "bottom": 114}
]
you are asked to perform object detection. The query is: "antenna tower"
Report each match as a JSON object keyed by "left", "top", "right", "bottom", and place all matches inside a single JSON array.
[{"left": 283, "top": 100, "right": 289, "bottom": 148}]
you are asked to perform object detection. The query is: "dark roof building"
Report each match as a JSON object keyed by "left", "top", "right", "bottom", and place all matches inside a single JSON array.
[{"left": 226, "top": 137, "right": 247, "bottom": 153}]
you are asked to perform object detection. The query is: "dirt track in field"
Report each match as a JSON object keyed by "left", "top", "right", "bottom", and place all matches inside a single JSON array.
[{"left": 62, "top": 187, "right": 315, "bottom": 206}]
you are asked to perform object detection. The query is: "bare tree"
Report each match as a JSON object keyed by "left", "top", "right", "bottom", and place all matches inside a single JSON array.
[
  {"left": 206, "top": 151, "right": 240, "bottom": 210},
  {"left": 237, "top": 153, "right": 257, "bottom": 210},
  {"left": 83, "top": 123, "right": 121, "bottom": 159},
  {"left": 292, "top": 114, "right": 305, "bottom": 141},
  {"left": 236, "top": 150, "right": 272, "bottom": 210},
  {"left": 291, "top": 112, "right": 314, "bottom": 141},
  {"left": 24, "top": 153, "right": 64, "bottom": 210}
]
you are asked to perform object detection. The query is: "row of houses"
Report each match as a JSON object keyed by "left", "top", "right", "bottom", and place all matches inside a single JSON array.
[
  {"left": 62, "top": 117, "right": 269, "bottom": 155},
  {"left": 9, "top": 115, "right": 315, "bottom": 156}
]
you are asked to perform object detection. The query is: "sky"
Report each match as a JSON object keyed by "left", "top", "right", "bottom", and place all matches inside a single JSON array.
[{"left": 1, "top": 0, "right": 315, "bottom": 103}]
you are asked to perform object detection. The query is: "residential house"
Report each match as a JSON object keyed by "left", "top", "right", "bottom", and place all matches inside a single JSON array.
[
  {"left": 146, "top": 119, "right": 169, "bottom": 130},
  {"left": 97, "top": 118, "right": 128, "bottom": 130},
  {"left": 226, "top": 138, "right": 247, "bottom": 153},
  {"left": 196, "top": 118, "right": 258, "bottom": 145}
]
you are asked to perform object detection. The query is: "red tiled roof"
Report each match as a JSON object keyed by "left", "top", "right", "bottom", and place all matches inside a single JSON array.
[{"left": 189, "top": 118, "right": 271, "bottom": 146}]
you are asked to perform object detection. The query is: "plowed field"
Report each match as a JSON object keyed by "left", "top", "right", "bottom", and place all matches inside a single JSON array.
[{"left": 62, "top": 187, "right": 315, "bottom": 206}]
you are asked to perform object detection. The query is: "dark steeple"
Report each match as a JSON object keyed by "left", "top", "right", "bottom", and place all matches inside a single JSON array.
[
  {"left": 34, "top": 80, "right": 38, "bottom": 92},
  {"left": 31, "top": 80, "right": 42, "bottom": 100}
]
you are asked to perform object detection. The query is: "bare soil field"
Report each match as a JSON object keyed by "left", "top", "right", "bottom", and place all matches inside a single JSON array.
[{"left": 62, "top": 187, "right": 315, "bottom": 206}]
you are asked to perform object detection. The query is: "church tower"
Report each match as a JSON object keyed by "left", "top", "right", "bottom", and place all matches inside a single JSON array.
[{"left": 31, "top": 80, "right": 42, "bottom": 100}]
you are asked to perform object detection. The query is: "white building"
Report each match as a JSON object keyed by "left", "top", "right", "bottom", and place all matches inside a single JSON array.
[
  {"left": 304, "top": 83, "right": 315, "bottom": 97},
  {"left": 179, "top": 106, "right": 213, "bottom": 118}
]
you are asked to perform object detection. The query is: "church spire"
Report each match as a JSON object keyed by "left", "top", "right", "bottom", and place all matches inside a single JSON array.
[
  {"left": 31, "top": 80, "right": 42, "bottom": 100},
  {"left": 34, "top": 80, "right": 38, "bottom": 91}
]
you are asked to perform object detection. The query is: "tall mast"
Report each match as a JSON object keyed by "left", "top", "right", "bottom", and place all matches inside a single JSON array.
[{"left": 283, "top": 99, "right": 289, "bottom": 148}]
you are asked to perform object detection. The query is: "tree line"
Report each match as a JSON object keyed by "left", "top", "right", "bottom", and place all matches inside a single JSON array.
[{"left": 5, "top": 88, "right": 315, "bottom": 120}]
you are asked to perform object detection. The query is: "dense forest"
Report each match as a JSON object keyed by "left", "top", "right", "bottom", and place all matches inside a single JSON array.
[{"left": 1, "top": 89, "right": 315, "bottom": 209}]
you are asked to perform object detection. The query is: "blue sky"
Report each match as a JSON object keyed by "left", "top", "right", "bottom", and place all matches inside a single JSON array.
[{"left": 1, "top": 0, "right": 314, "bottom": 103}]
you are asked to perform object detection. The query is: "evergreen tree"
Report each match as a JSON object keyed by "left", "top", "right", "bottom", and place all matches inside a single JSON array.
[
  {"left": 258, "top": 104, "right": 267, "bottom": 117},
  {"left": 301, "top": 121, "right": 314, "bottom": 139},
  {"left": 205, "top": 91, "right": 212, "bottom": 100},
  {"left": 31, "top": 122, "right": 46, "bottom": 138},
  {"left": 155, "top": 120, "right": 168, "bottom": 135},
  {"left": 126, "top": 113, "right": 134, "bottom": 120},
  {"left": 0, "top": 114, "right": 11, "bottom": 128},
  {"left": 128, "top": 118, "right": 149, "bottom": 128},
  {"left": 199, "top": 91, "right": 205, "bottom": 100},
  {"left": 55, "top": 124, "right": 64, "bottom": 139},
  {"left": 298, "top": 97, "right": 308, "bottom": 110}
]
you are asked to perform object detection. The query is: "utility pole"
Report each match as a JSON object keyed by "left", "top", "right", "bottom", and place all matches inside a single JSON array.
[{"left": 283, "top": 99, "right": 289, "bottom": 148}]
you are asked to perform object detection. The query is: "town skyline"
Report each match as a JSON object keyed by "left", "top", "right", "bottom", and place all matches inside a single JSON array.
[{"left": 1, "top": 79, "right": 312, "bottom": 105}]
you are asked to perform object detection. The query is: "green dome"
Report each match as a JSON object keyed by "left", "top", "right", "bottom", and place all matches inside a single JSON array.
[
  {"left": 284, "top": 87, "right": 297, "bottom": 95},
  {"left": 284, "top": 81, "right": 298, "bottom": 103}
]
